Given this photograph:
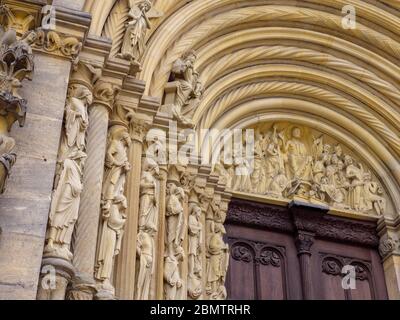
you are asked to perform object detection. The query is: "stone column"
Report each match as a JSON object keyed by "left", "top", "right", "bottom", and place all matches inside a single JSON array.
[
  {"left": 294, "top": 231, "right": 315, "bottom": 300},
  {"left": 378, "top": 217, "right": 400, "bottom": 299},
  {"left": 114, "top": 94, "right": 159, "bottom": 300},
  {"left": 114, "top": 118, "right": 148, "bottom": 300},
  {"left": 156, "top": 164, "right": 168, "bottom": 300},
  {"left": 289, "top": 201, "right": 329, "bottom": 300},
  {"left": 68, "top": 80, "right": 117, "bottom": 300},
  {"left": 37, "top": 65, "right": 94, "bottom": 300}
]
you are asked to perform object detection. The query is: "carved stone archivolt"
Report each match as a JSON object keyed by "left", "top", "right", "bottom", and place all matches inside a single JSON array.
[
  {"left": 214, "top": 122, "right": 390, "bottom": 217},
  {"left": 0, "top": 4, "right": 35, "bottom": 193}
]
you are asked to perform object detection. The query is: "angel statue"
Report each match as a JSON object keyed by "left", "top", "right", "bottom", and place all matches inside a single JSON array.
[{"left": 120, "top": 0, "right": 162, "bottom": 64}]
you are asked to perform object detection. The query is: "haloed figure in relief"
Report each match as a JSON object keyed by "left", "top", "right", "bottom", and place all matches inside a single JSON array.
[
  {"left": 136, "top": 158, "right": 159, "bottom": 300},
  {"left": 120, "top": 0, "right": 152, "bottom": 63}
]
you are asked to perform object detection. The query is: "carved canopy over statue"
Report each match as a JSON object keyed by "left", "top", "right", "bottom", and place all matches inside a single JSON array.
[{"left": 214, "top": 122, "right": 388, "bottom": 217}]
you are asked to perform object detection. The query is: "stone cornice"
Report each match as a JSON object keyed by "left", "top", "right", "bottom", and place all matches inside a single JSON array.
[{"left": 79, "top": 35, "right": 112, "bottom": 69}]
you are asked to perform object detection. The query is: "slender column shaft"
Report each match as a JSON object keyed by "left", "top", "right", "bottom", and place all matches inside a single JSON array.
[
  {"left": 115, "top": 130, "right": 146, "bottom": 299},
  {"left": 69, "top": 103, "right": 110, "bottom": 299},
  {"left": 295, "top": 231, "right": 315, "bottom": 300},
  {"left": 156, "top": 166, "right": 168, "bottom": 300}
]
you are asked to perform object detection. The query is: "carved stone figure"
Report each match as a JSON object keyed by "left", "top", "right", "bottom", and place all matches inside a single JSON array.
[
  {"left": 120, "top": 0, "right": 152, "bottom": 63},
  {"left": 95, "top": 193, "right": 127, "bottom": 291},
  {"left": 45, "top": 153, "right": 86, "bottom": 261},
  {"left": 44, "top": 84, "right": 93, "bottom": 261},
  {"left": 188, "top": 204, "right": 203, "bottom": 299},
  {"left": 166, "top": 183, "right": 186, "bottom": 256},
  {"left": 285, "top": 127, "right": 312, "bottom": 181},
  {"left": 251, "top": 132, "right": 266, "bottom": 193},
  {"left": 362, "top": 172, "right": 386, "bottom": 216},
  {"left": 136, "top": 229, "right": 154, "bottom": 300},
  {"left": 95, "top": 125, "right": 131, "bottom": 294},
  {"left": 164, "top": 249, "right": 183, "bottom": 300},
  {"left": 206, "top": 223, "right": 229, "bottom": 300},
  {"left": 0, "top": 136, "right": 16, "bottom": 193},
  {"left": 102, "top": 127, "right": 131, "bottom": 212},
  {"left": 345, "top": 155, "right": 365, "bottom": 211},
  {"left": 136, "top": 157, "right": 159, "bottom": 300},
  {"left": 139, "top": 158, "right": 159, "bottom": 233},
  {"left": 58, "top": 85, "right": 91, "bottom": 160},
  {"left": 169, "top": 50, "right": 202, "bottom": 127}
]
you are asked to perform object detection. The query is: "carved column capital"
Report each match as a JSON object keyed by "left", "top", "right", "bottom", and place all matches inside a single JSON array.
[
  {"left": 92, "top": 80, "right": 119, "bottom": 113},
  {"left": 295, "top": 231, "right": 315, "bottom": 255},
  {"left": 377, "top": 217, "right": 400, "bottom": 260},
  {"left": 129, "top": 117, "right": 150, "bottom": 143},
  {"left": 379, "top": 237, "right": 400, "bottom": 260}
]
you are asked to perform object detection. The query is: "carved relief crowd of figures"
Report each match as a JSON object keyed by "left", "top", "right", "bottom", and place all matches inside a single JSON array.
[
  {"left": 0, "top": 6, "right": 36, "bottom": 193},
  {"left": 44, "top": 84, "right": 92, "bottom": 261},
  {"left": 95, "top": 126, "right": 131, "bottom": 293},
  {"left": 168, "top": 50, "right": 204, "bottom": 128},
  {"left": 214, "top": 123, "right": 387, "bottom": 216}
]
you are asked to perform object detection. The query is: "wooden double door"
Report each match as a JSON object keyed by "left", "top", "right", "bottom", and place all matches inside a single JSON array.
[{"left": 225, "top": 199, "right": 388, "bottom": 300}]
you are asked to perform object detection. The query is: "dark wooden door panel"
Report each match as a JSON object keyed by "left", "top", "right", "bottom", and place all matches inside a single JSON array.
[
  {"left": 313, "top": 239, "right": 388, "bottom": 300},
  {"left": 225, "top": 198, "right": 388, "bottom": 300},
  {"left": 226, "top": 224, "right": 302, "bottom": 300}
]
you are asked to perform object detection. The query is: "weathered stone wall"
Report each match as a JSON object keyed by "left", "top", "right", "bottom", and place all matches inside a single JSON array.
[{"left": 0, "top": 53, "right": 71, "bottom": 299}]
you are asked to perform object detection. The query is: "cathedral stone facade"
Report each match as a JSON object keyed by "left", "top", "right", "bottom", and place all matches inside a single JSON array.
[{"left": 0, "top": 0, "right": 399, "bottom": 300}]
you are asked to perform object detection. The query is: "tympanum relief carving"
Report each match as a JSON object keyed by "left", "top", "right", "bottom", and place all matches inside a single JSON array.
[
  {"left": 214, "top": 122, "right": 389, "bottom": 217},
  {"left": 0, "top": 4, "right": 36, "bottom": 193}
]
